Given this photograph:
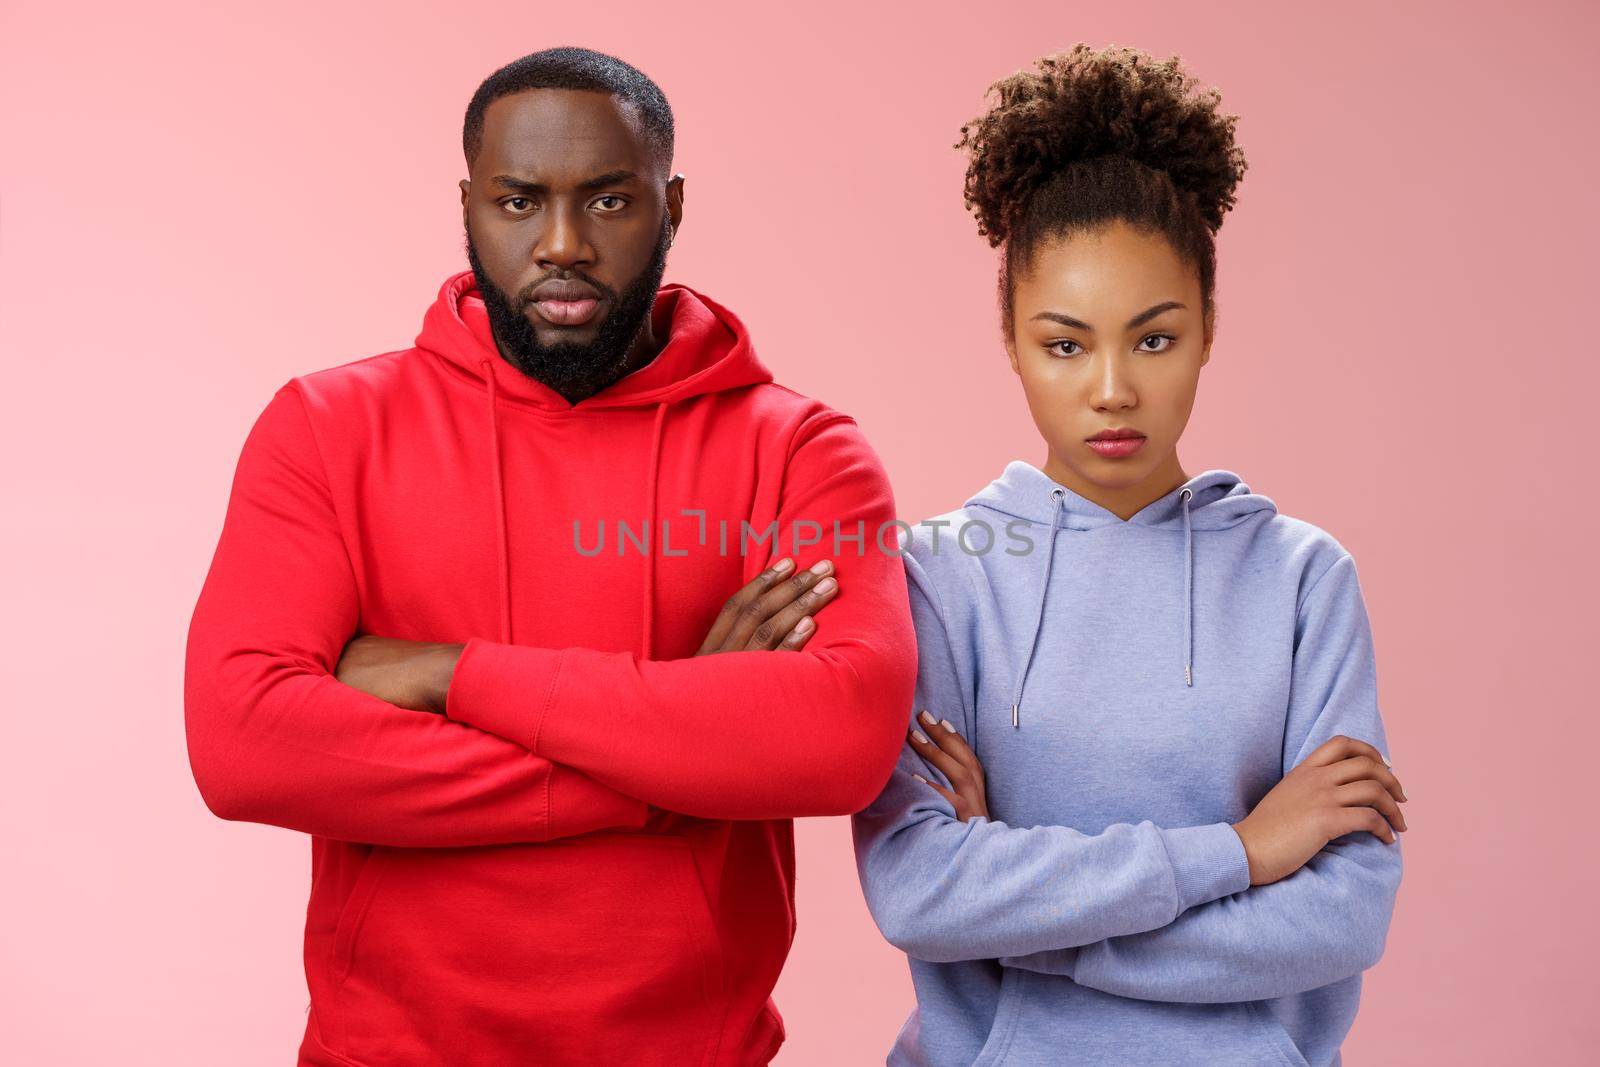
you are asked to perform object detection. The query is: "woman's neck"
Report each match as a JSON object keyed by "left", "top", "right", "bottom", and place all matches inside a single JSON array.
[{"left": 1041, "top": 450, "right": 1190, "bottom": 521}]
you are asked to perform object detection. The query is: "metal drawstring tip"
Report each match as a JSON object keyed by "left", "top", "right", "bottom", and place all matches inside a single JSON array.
[
  {"left": 1184, "top": 665, "right": 1193, "bottom": 687},
  {"left": 1011, "top": 703, "right": 1019, "bottom": 728}
]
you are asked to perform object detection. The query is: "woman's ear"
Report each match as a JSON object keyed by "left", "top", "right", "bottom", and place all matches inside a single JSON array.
[{"left": 1003, "top": 309, "right": 1021, "bottom": 374}]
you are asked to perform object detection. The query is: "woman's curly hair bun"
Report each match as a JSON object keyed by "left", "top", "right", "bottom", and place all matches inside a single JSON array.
[{"left": 958, "top": 43, "right": 1247, "bottom": 247}]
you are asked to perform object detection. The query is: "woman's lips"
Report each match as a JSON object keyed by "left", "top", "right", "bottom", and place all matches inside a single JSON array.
[
  {"left": 1086, "top": 435, "right": 1147, "bottom": 458},
  {"left": 532, "top": 297, "right": 600, "bottom": 327}
]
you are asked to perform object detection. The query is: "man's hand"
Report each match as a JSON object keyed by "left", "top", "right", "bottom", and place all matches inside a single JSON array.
[
  {"left": 335, "top": 557, "right": 839, "bottom": 713},
  {"left": 908, "top": 709, "right": 989, "bottom": 821},
  {"left": 335, "top": 636, "right": 463, "bottom": 715},
  {"left": 1232, "top": 734, "right": 1409, "bottom": 885},
  {"left": 695, "top": 557, "right": 839, "bottom": 655}
]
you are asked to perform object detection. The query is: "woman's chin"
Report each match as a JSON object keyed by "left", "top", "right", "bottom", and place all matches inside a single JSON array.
[{"left": 1060, "top": 453, "right": 1158, "bottom": 492}]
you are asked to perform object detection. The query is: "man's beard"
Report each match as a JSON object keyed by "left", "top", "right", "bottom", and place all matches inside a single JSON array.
[{"left": 465, "top": 214, "right": 672, "bottom": 402}]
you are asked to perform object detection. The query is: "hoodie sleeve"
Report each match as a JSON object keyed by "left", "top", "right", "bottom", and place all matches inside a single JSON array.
[
  {"left": 848, "top": 550, "right": 1253, "bottom": 964},
  {"left": 1002, "top": 553, "right": 1404, "bottom": 1001},
  {"left": 441, "top": 412, "right": 918, "bottom": 820},
  {"left": 184, "top": 384, "right": 651, "bottom": 847}
]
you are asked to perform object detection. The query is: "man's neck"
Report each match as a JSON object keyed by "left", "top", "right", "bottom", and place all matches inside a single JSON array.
[
  {"left": 547, "top": 316, "right": 666, "bottom": 405},
  {"left": 617, "top": 318, "right": 662, "bottom": 380}
]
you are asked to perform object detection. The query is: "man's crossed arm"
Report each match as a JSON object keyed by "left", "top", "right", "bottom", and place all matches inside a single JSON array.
[{"left": 184, "top": 384, "right": 915, "bottom": 846}]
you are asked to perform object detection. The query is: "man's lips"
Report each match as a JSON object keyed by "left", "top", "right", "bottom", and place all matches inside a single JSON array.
[
  {"left": 531, "top": 297, "right": 600, "bottom": 326},
  {"left": 527, "top": 280, "right": 603, "bottom": 327}
]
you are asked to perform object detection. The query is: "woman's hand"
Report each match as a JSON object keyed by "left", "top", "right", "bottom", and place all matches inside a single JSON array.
[
  {"left": 1232, "top": 734, "right": 1409, "bottom": 886},
  {"left": 908, "top": 709, "right": 990, "bottom": 821},
  {"left": 695, "top": 557, "right": 839, "bottom": 655}
]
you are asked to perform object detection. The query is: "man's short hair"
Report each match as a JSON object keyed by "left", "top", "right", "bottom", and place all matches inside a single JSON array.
[{"left": 462, "top": 47, "right": 674, "bottom": 169}]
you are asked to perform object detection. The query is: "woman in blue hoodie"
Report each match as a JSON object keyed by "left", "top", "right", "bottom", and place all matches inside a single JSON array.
[{"left": 852, "top": 45, "right": 1406, "bottom": 1067}]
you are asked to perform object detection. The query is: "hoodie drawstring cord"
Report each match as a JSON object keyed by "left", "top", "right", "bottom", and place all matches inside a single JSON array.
[
  {"left": 1010, "top": 487, "right": 1066, "bottom": 729},
  {"left": 481, "top": 358, "right": 512, "bottom": 644},
  {"left": 640, "top": 401, "right": 668, "bottom": 660},
  {"left": 1181, "top": 486, "right": 1194, "bottom": 687},
  {"left": 481, "top": 358, "right": 670, "bottom": 660}
]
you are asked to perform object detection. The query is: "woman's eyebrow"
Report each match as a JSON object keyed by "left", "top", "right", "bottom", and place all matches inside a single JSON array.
[{"left": 1030, "top": 301, "right": 1187, "bottom": 332}]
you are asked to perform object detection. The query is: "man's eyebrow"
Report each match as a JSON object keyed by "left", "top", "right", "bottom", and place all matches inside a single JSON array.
[
  {"left": 577, "top": 169, "right": 638, "bottom": 191},
  {"left": 488, "top": 175, "right": 545, "bottom": 193},
  {"left": 1030, "top": 301, "right": 1187, "bottom": 332},
  {"left": 486, "top": 170, "right": 639, "bottom": 194}
]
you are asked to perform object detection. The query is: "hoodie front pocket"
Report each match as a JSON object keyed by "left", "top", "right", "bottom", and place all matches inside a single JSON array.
[
  {"left": 324, "top": 832, "right": 725, "bottom": 1067},
  {"left": 970, "top": 965, "right": 1028, "bottom": 1066},
  {"left": 329, "top": 845, "right": 389, "bottom": 985},
  {"left": 979, "top": 970, "right": 1311, "bottom": 1066},
  {"left": 1247, "top": 999, "right": 1310, "bottom": 1067}
]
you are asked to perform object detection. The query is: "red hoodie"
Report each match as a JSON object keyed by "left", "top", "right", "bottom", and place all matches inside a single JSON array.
[{"left": 184, "top": 270, "right": 917, "bottom": 1066}]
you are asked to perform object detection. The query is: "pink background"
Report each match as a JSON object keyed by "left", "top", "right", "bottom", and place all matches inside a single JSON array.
[{"left": 4, "top": 1, "right": 1596, "bottom": 1062}]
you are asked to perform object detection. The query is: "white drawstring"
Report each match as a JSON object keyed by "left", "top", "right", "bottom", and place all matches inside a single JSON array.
[{"left": 1009, "top": 487, "right": 1066, "bottom": 729}]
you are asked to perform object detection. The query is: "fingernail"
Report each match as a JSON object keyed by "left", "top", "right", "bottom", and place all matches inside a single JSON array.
[
  {"left": 773, "top": 557, "right": 794, "bottom": 574},
  {"left": 912, "top": 729, "right": 930, "bottom": 744},
  {"left": 815, "top": 577, "right": 837, "bottom": 594},
  {"left": 912, "top": 773, "right": 927, "bottom": 784},
  {"left": 810, "top": 559, "right": 833, "bottom": 576},
  {"left": 939, "top": 719, "right": 957, "bottom": 734},
  {"left": 920, "top": 710, "right": 937, "bottom": 726},
  {"left": 794, "top": 616, "right": 814, "bottom": 634}
]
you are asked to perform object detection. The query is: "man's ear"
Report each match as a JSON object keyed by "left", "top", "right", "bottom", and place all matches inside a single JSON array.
[
  {"left": 459, "top": 178, "right": 471, "bottom": 229},
  {"left": 666, "top": 173, "right": 685, "bottom": 243}
]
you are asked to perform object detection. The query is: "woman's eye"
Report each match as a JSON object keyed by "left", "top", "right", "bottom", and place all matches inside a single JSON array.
[
  {"left": 1047, "top": 340, "right": 1082, "bottom": 358},
  {"left": 1139, "top": 333, "right": 1175, "bottom": 353}
]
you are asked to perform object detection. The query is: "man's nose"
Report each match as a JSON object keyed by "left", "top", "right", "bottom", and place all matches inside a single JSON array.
[{"left": 535, "top": 205, "right": 595, "bottom": 271}]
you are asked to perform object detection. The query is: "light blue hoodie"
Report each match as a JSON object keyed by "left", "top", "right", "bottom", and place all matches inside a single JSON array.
[{"left": 852, "top": 460, "right": 1402, "bottom": 1067}]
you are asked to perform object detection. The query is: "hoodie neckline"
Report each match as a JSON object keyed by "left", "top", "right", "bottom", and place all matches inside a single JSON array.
[
  {"left": 966, "top": 460, "right": 1274, "bottom": 531},
  {"left": 966, "top": 459, "right": 1278, "bottom": 729}
]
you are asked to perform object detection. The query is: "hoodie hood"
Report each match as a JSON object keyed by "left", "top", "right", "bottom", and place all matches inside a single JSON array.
[
  {"left": 967, "top": 460, "right": 1274, "bottom": 532},
  {"left": 966, "top": 460, "right": 1278, "bottom": 724},
  {"left": 415, "top": 269, "right": 774, "bottom": 411},
  {"left": 412, "top": 270, "right": 774, "bottom": 655}
]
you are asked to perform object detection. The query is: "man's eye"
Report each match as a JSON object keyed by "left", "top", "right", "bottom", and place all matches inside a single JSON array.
[
  {"left": 593, "top": 195, "right": 625, "bottom": 211},
  {"left": 505, "top": 197, "right": 535, "bottom": 213}
]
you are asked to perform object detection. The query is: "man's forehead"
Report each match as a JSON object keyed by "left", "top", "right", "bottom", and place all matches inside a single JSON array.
[{"left": 478, "top": 88, "right": 652, "bottom": 178}]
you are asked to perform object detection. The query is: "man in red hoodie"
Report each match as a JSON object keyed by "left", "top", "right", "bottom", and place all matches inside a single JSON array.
[{"left": 184, "top": 47, "right": 916, "bottom": 1066}]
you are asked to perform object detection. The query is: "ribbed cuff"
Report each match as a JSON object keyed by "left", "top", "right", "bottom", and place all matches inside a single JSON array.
[
  {"left": 443, "top": 637, "right": 567, "bottom": 753},
  {"left": 1160, "top": 822, "right": 1252, "bottom": 913}
]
